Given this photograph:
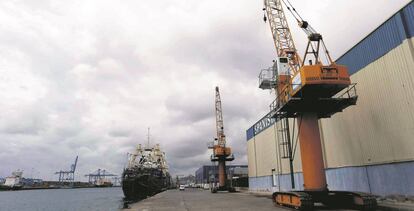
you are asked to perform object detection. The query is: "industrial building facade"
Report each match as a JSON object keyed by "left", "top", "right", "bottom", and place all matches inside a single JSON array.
[
  {"left": 246, "top": 1, "right": 414, "bottom": 196},
  {"left": 195, "top": 165, "right": 248, "bottom": 185}
]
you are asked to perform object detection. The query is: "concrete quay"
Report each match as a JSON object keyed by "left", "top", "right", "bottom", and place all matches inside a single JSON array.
[
  {"left": 123, "top": 189, "right": 414, "bottom": 211},
  {"left": 124, "top": 189, "right": 356, "bottom": 211},
  {"left": 123, "top": 189, "right": 280, "bottom": 211}
]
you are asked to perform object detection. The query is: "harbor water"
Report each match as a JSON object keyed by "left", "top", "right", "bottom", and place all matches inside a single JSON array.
[{"left": 0, "top": 187, "right": 124, "bottom": 211}]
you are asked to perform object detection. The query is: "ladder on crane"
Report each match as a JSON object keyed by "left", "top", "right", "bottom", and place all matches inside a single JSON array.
[{"left": 275, "top": 112, "right": 296, "bottom": 190}]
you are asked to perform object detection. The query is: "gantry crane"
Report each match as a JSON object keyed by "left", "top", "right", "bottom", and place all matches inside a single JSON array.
[
  {"left": 55, "top": 155, "right": 78, "bottom": 185},
  {"left": 259, "top": 0, "right": 377, "bottom": 210},
  {"left": 85, "top": 169, "right": 117, "bottom": 185},
  {"left": 209, "top": 86, "right": 235, "bottom": 193}
]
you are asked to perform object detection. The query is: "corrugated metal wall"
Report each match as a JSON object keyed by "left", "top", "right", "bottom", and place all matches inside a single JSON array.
[
  {"left": 247, "top": 120, "right": 303, "bottom": 177},
  {"left": 321, "top": 37, "right": 414, "bottom": 167},
  {"left": 321, "top": 0, "right": 414, "bottom": 167},
  {"left": 250, "top": 161, "right": 414, "bottom": 196},
  {"left": 254, "top": 125, "right": 277, "bottom": 176},
  {"left": 247, "top": 138, "right": 257, "bottom": 176}
]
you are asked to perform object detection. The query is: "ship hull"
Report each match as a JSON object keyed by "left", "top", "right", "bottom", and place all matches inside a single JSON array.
[
  {"left": 0, "top": 185, "right": 23, "bottom": 191},
  {"left": 122, "top": 168, "right": 171, "bottom": 200}
]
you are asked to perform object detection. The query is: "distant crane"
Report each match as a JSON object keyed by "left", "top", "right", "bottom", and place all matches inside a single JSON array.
[
  {"left": 84, "top": 169, "right": 117, "bottom": 185},
  {"left": 55, "top": 156, "right": 78, "bottom": 184},
  {"left": 209, "top": 87, "right": 235, "bottom": 193}
]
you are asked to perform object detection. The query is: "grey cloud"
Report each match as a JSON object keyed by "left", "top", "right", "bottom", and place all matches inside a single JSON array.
[
  {"left": 166, "top": 19, "right": 274, "bottom": 79},
  {"left": 0, "top": 107, "right": 47, "bottom": 135},
  {"left": 165, "top": 93, "right": 213, "bottom": 124},
  {"left": 108, "top": 130, "right": 131, "bottom": 138}
]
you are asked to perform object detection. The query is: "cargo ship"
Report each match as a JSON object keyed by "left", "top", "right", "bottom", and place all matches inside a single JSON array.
[
  {"left": 122, "top": 139, "right": 171, "bottom": 200},
  {"left": 0, "top": 170, "right": 23, "bottom": 190},
  {"left": 95, "top": 178, "right": 113, "bottom": 187}
]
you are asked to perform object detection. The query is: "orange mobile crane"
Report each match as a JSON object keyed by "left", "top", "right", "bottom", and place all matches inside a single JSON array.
[
  {"left": 259, "top": 0, "right": 377, "bottom": 210},
  {"left": 209, "top": 86, "right": 235, "bottom": 193}
]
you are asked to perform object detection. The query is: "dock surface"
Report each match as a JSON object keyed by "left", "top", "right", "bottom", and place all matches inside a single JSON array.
[
  {"left": 124, "top": 188, "right": 414, "bottom": 211},
  {"left": 124, "top": 189, "right": 280, "bottom": 211}
]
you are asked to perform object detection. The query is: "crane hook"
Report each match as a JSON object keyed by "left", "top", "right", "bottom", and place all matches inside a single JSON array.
[{"left": 263, "top": 8, "right": 267, "bottom": 22}]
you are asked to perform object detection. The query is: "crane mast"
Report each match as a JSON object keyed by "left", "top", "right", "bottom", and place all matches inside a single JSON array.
[
  {"left": 259, "top": 0, "right": 377, "bottom": 210},
  {"left": 215, "top": 87, "right": 226, "bottom": 147}
]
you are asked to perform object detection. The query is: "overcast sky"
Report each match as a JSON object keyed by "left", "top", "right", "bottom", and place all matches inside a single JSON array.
[{"left": 0, "top": 0, "right": 410, "bottom": 180}]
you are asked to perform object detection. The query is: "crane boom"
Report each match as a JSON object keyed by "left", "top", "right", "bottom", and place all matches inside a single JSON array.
[
  {"left": 263, "top": 0, "right": 301, "bottom": 74},
  {"left": 215, "top": 87, "right": 225, "bottom": 147},
  {"left": 71, "top": 156, "right": 78, "bottom": 172}
]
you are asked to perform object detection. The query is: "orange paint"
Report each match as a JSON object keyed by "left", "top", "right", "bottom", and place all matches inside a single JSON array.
[
  {"left": 218, "top": 161, "right": 226, "bottom": 187},
  {"left": 298, "top": 113, "right": 328, "bottom": 191},
  {"left": 290, "top": 64, "right": 351, "bottom": 97},
  {"left": 276, "top": 194, "right": 301, "bottom": 207},
  {"left": 277, "top": 74, "right": 291, "bottom": 104}
]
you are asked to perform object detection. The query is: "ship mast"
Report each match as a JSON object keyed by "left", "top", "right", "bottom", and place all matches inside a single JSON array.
[{"left": 147, "top": 127, "right": 150, "bottom": 148}]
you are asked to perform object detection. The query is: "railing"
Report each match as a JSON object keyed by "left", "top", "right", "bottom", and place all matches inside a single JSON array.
[
  {"left": 207, "top": 141, "right": 215, "bottom": 149},
  {"left": 337, "top": 83, "right": 357, "bottom": 99},
  {"left": 269, "top": 82, "right": 303, "bottom": 113},
  {"left": 269, "top": 83, "right": 358, "bottom": 115},
  {"left": 258, "top": 67, "right": 277, "bottom": 90}
]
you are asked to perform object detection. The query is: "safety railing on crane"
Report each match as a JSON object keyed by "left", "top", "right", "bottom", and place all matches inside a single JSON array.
[
  {"left": 269, "top": 82, "right": 302, "bottom": 114},
  {"left": 338, "top": 83, "right": 357, "bottom": 99},
  {"left": 258, "top": 66, "right": 278, "bottom": 90},
  {"left": 269, "top": 83, "right": 358, "bottom": 117}
]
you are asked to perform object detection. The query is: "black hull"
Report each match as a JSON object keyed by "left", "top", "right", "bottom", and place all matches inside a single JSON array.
[
  {"left": 122, "top": 168, "right": 171, "bottom": 200},
  {"left": 0, "top": 185, "right": 23, "bottom": 191}
]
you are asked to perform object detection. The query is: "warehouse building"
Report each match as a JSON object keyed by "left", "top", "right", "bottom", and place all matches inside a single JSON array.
[
  {"left": 246, "top": 1, "right": 414, "bottom": 196},
  {"left": 195, "top": 165, "right": 248, "bottom": 185}
]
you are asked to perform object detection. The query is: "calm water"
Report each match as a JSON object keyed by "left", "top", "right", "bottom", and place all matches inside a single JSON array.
[{"left": 0, "top": 187, "right": 125, "bottom": 211}]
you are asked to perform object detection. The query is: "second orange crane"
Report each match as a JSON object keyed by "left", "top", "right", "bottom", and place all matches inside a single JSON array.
[{"left": 209, "top": 86, "right": 235, "bottom": 193}]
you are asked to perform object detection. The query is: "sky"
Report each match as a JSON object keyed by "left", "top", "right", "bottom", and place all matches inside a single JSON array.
[{"left": 0, "top": 0, "right": 410, "bottom": 180}]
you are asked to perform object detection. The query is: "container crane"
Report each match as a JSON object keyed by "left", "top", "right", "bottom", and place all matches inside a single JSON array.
[
  {"left": 259, "top": 0, "right": 377, "bottom": 210},
  {"left": 209, "top": 86, "right": 235, "bottom": 193},
  {"left": 84, "top": 169, "right": 117, "bottom": 185},
  {"left": 55, "top": 155, "right": 78, "bottom": 184}
]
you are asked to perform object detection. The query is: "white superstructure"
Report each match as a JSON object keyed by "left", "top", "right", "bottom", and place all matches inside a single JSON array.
[
  {"left": 4, "top": 170, "right": 23, "bottom": 187},
  {"left": 127, "top": 144, "right": 169, "bottom": 174}
]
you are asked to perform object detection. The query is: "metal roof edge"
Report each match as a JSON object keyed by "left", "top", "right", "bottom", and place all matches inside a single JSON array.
[{"left": 336, "top": 1, "right": 414, "bottom": 62}]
